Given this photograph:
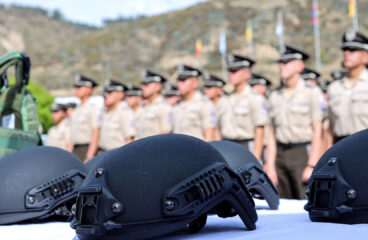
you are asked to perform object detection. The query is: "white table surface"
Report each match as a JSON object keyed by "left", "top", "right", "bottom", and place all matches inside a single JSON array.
[{"left": 1, "top": 199, "right": 367, "bottom": 240}]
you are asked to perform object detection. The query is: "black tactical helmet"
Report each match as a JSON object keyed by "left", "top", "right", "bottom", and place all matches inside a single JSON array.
[
  {"left": 305, "top": 129, "right": 368, "bottom": 224},
  {"left": 85, "top": 149, "right": 118, "bottom": 172},
  {"left": 209, "top": 141, "right": 279, "bottom": 210},
  {"left": 0, "top": 146, "right": 87, "bottom": 225},
  {"left": 71, "top": 134, "right": 258, "bottom": 240}
]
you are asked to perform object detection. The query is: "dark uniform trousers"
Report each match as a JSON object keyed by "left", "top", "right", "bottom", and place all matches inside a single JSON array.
[
  {"left": 223, "top": 139, "right": 253, "bottom": 149},
  {"left": 73, "top": 144, "right": 89, "bottom": 161},
  {"left": 276, "top": 142, "right": 309, "bottom": 199}
]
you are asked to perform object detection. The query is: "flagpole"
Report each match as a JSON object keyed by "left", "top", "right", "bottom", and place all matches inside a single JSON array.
[
  {"left": 353, "top": 0, "right": 359, "bottom": 31},
  {"left": 219, "top": 30, "right": 227, "bottom": 82},
  {"left": 349, "top": 0, "right": 359, "bottom": 31},
  {"left": 276, "top": 10, "right": 285, "bottom": 53},
  {"left": 312, "top": 0, "right": 322, "bottom": 71}
]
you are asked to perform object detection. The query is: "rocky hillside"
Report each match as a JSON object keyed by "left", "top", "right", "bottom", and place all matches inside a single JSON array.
[{"left": 0, "top": 0, "right": 367, "bottom": 95}]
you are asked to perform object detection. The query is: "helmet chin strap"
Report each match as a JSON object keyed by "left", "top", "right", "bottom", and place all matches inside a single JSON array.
[{"left": 188, "top": 214, "right": 207, "bottom": 233}]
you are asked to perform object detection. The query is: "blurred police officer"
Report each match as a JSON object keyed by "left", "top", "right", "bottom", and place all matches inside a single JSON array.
[
  {"left": 301, "top": 68, "right": 330, "bottom": 155},
  {"left": 248, "top": 73, "right": 272, "bottom": 162},
  {"left": 64, "top": 102, "right": 76, "bottom": 129},
  {"left": 203, "top": 73, "right": 227, "bottom": 140},
  {"left": 47, "top": 103, "right": 70, "bottom": 150},
  {"left": 163, "top": 83, "right": 181, "bottom": 107},
  {"left": 327, "top": 29, "right": 368, "bottom": 145},
  {"left": 68, "top": 74, "right": 100, "bottom": 162},
  {"left": 220, "top": 54, "right": 268, "bottom": 160},
  {"left": 301, "top": 67, "right": 321, "bottom": 87},
  {"left": 264, "top": 46, "right": 324, "bottom": 199},
  {"left": 125, "top": 84, "right": 143, "bottom": 119},
  {"left": 330, "top": 69, "right": 346, "bottom": 81},
  {"left": 98, "top": 79, "right": 135, "bottom": 152},
  {"left": 66, "top": 102, "right": 77, "bottom": 119},
  {"left": 173, "top": 65, "right": 216, "bottom": 141},
  {"left": 248, "top": 73, "right": 272, "bottom": 98},
  {"left": 135, "top": 70, "right": 172, "bottom": 139}
]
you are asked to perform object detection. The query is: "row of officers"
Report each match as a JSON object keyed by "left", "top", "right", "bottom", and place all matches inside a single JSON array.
[{"left": 47, "top": 29, "right": 368, "bottom": 200}]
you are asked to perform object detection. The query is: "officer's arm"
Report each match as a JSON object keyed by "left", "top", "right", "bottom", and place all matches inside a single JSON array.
[
  {"left": 66, "top": 140, "right": 74, "bottom": 153},
  {"left": 302, "top": 121, "right": 322, "bottom": 183},
  {"left": 85, "top": 128, "right": 100, "bottom": 162},
  {"left": 264, "top": 125, "right": 278, "bottom": 185},
  {"left": 253, "top": 126, "right": 264, "bottom": 160},
  {"left": 203, "top": 127, "right": 215, "bottom": 142},
  {"left": 326, "top": 118, "right": 334, "bottom": 149},
  {"left": 214, "top": 127, "right": 222, "bottom": 141}
]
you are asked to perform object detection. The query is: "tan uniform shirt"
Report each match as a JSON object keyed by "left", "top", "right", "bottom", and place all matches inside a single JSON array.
[
  {"left": 214, "top": 95, "right": 229, "bottom": 130},
  {"left": 327, "top": 69, "right": 368, "bottom": 136},
  {"left": 135, "top": 95, "right": 172, "bottom": 139},
  {"left": 173, "top": 91, "right": 216, "bottom": 140},
  {"left": 220, "top": 85, "right": 268, "bottom": 140},
  {"left": 98, "top": 103, "right": 136, "bottom": 150},
  {"left": 70, "top": 100, "right": 100, "bottom": 144},
  {"left": 269, "top": 79, "right": 324, "bottom": 143},
  {"left": 47, "top": 118, "right": 70, "bottom": 150}
]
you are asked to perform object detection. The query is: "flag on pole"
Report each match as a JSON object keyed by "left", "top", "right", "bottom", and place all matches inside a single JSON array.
[
  {"left": 195, "top": 39, "right": 202, "bottom": 57},
  {"left": 349, "top": 0, "right": 355, "bottom": 18},
  {"left": 312, "top": 1, "right": 318, "bottom": 26},
  {"left": 245, "top": 21, "right": 253, "bottom": 44},
  {"left": 219, "top": 30, "right": 226, "bottom": 55},
  {"left": 275, "top": 10, "right": 285, "bottom": 53},
  {"left": 312, "top": 0, "right": 322, "bottom": 71},
  {"left": 275, "top": 14, "right": 283, "bottom": 37}
]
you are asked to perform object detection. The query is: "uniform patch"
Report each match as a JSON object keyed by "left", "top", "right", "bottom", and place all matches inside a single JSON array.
[
  {"left": 319, "top": 94, "right": 327, "bottom": 112},
  {"left": 168, "top": 110, "right": 173, "bottom": 124},
  {"left": 210, "top": 108, "right": 216, "bottom": 124},
  {"left": 261, "top": 100, "right": 268, "bottom": 115}
]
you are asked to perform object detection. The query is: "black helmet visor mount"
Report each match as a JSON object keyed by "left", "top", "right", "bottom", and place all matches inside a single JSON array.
[{"left": 304, "top": 156, "right": 368, "bottom": 224}]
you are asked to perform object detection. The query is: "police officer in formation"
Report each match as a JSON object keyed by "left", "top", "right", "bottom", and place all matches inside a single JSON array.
[
  {"left": 68, "top": 75, "right": 100, "bottom": 162},
  {"left": 248, "top": 73, "right": 272, "bottom": 98},
  {"left": 203, "top": 73, "right": 227, "bottom": 140},
  {"left": 327, "top": 30, "right": 368, "bottom": 145},
  {"left": 219, "top": 54, "right": 268, "bottom": 160},
  {"left": 248, "top": 73, "right": 272, "bottom": 162},
  {"left": 125, "top": 84, "right": 143, "bottom": 120},
  {"left": 47, "top": 103, "right": 70, "bottom": 150},
  {"left": 98, "top": 79, "right": 135, "bottom": 152},
  {"left": 135, "top": 70, "right": 172, "bottom": 139},
  {"left": 264, "top": 45, "right": 324, "bottom": 199},
  {"left": 163, "top": 83, "right": 181, "bottom": 107},
  {"left": 173, "top": 65, "right": 216, "bottom": 141},
  {"left": 52, "top": 28, "right": 368, "bottom": 200}
]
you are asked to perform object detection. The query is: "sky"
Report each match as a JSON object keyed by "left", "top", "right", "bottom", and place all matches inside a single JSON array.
[{"left": 0, "top": 0, "right": 207, "bottom": 26}]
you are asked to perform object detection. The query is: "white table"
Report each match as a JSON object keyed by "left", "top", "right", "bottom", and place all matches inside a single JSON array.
[{"left": 1, "top": 199, "right": 367, "bottom": 240}]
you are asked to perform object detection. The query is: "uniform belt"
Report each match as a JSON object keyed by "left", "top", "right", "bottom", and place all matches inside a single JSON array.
[
  {"left": 277, "top": 141, "right": 310, "bottom": 149},
  {"left": 223, "top": 138, "right": 254, "bottom": 143},
  {"left": 74, "top": 144, "right": 89, "bottom": 148}
]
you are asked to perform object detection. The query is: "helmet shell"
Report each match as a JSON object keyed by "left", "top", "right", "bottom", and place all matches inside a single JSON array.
[
  {"left": 0, "top": 146, "right": 87, "bottom": 224},
  {"left": 73, "top": 134, "right": 258, "bottom": 239},
  {"left": 306, "top": 129, "right": 368, "bottom": 223},
  {"left": 209, "top": 140, "right": 279, "bottom": 209}
]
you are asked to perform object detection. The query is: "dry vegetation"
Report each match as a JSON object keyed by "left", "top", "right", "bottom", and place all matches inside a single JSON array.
[{"left": 0, "top": 0, "right": 367, "bottom": 93}]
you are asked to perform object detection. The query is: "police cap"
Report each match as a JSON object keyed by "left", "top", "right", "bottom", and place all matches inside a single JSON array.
[{"left": 73, "top": 74, "right": 98, "bottom": 88}]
